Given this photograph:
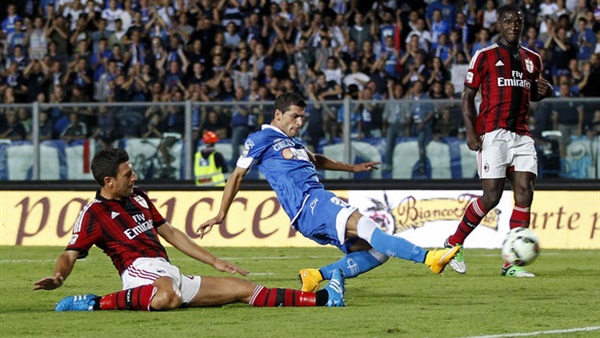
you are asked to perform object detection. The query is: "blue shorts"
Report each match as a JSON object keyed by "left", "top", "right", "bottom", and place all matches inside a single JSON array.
[{"left": 296, "top": 189, "right": 357, "bottom": 254}]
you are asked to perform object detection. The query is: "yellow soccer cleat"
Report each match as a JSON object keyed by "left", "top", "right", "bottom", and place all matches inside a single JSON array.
[
  {"left": 425, "top": 246, "right": 461, "bottom": 274},
  {"left": 298, "top": 268, "right": 323, "bottom": 292}
]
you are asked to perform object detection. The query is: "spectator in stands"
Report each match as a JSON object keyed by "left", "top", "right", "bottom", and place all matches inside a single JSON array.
[
  {"left": 64, "top": 57, "right": 93, "bottom": 95},
  {"left": 480, "top": 0, "right": 498, "bottom": 35},
  {"left": 427, "top": 56, "right": 450, "bottom": 88},
  {"left": 91, "top": 18, "right": 111, "bottom": 54},
  {"left": 200, "top": 109, "right": 229, "bottom": 140},
  {"left": 382, "top": 80, "right": 409, "bottom": 172},
  {"left": 1, "top": 3, "right": 21, "bottom": 40},
  {"left": 91, "top": 104, "right": 120, "bottom": 149},
  {"left": 309, "top": 73, "right": 335, "bottom": 143},
  {"left": 26, "top": 16, "right": 48, "bottom": 60},
  {"left": 573, "top": 17, "right": 596, "bottom": 63},
  {"left": 520, "top": 0, "right": 540, "bottom": 30},
  {"left": 471, "top": 28, "right": 492, "bottom": 56},
  {"left": 60, "top": 112, "right": 88, "bottom": 143},
  {"left": 426, "top": 0, "right": 458, "bottom": 28},
  {"left": 358, "top": 40, "right": 377, "bottom": 73},
  {"left": 336, "top": 84, "right": 362, "bottom": 139},
  {"left": 38, "top": 101, "right": 54, "bottom": 141},
  {"left": 343, "top": 59, "right": 371, "bottom": 91},
  {"left": 23, "top": 58, "right": 49, "bottom": 103},
  {"left": 102, "top": 0, "right": 124, "bottom": 32},
  {"left": 432, "top": 108, "right": 459, "bottom": 141},
  {"left": 0, "top": 109, "right": 26, "bottom": 141},
  {"left": 4, "top": 61, "right": 28, "bottom": 102},
  {"left": 401, "top": 50, "right": 429, "bottom": 90},
  {"left": 304, "top": 82, "right": 326, "bottom": 151},
  {"left": 429, "top": 9, "right": 450, "bottom": 46},
  {"left": 7, "top": 19, "right": 26, "bottom": 56},
  {"left": 405, "top": 17, "right": 432, "bottom": 53},
  {"left": 356, "top": 86, "right": 381, "bottom": 139},
  {"left": 141, "top": 112, "right": 163, "bottom": 139},
  {"left": 8, "top": 44, "right": 29, "bottom": 71},
  {"left": 349, "top": 12, "right": 374, "bottom": 52},
  {"left": 552, "top": 82, "right": 584, "bottom": 158},
  {"left": 46, "top": 16, "right": 69, "bottom": 58},
  {"left": 581, "top": 52, "right": 600, "bottom": 97},
  {"left": 522, "top": 26, "right": 544, "bottom": 52},
  {"left": 378, "top": 35, "right": 401, "bottom": 79},
  {"left": 229, "top": 86, "right": 250, "bottom": 165},
  {"left": 545, "top": 27, "right": 576, "bottom": 85},
  {"left": 407, "top": 80, "right": 434, "bottom": 175}
]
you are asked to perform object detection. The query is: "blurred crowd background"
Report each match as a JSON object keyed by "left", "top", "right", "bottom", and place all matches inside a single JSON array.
[{"left": 0, "top": 0, "right": 599, "bottom": 178}]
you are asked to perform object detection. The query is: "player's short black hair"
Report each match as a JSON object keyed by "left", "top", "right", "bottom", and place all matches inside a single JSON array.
[
  {"left": 275, "top": 92, "right": 306, "bottom": 114},
  {"left": 91, "top": 148, "right": 129, "bottom": 186},
  {"left": 497, "top": 4, "right": 521, "bottom": 20}
]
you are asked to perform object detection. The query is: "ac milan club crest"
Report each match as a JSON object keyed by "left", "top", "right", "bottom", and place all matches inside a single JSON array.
[{"left": 525, "top": 59, "right": 534, "bottom": 73}]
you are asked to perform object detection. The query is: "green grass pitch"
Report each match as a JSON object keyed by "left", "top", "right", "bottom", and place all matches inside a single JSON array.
[{"left": 1, "top": 246, "right": 599, "bottom": 338}]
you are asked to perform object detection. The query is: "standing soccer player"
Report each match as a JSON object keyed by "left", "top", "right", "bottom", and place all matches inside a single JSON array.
[
  {"left": 443, "top": 5, "right": 553, "bottom": 277},
  {"left": 198, "top": 92, "right": 460, "bottom": 293},
  {"left": 34, "top": 148, "right": 346, "bottom": 310}
]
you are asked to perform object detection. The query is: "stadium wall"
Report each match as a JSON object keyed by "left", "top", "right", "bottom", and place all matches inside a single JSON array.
[{"left": 1, "top": 181, "right": 599, "bottom": 250}]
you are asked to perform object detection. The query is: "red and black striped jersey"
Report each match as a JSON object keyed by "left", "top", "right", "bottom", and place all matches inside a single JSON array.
[
  {"left": 465, "top": 42, "right": 542, "bottom": 136},
  {"left": 66, "top": 187, "right": 168, "bottom": 275}
]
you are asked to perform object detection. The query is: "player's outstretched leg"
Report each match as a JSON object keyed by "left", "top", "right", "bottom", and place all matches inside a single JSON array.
[
  {"left": 299, "top": 249, "right": 389, "bottom": 292},
  {"left": 444, "top": 238, "right": 466, "bottom": 274},
  {"left": 55, "top": 294, "right": 98, "bottom": 311},
  {"left": 249, "top": 270, "right": 345, "bottom": 307},
  {"left": 324, "top": 269, "right": 345, "bottom": 307},
  {"left": 356, "top": 216, "right": 459, "bottom": 274}
]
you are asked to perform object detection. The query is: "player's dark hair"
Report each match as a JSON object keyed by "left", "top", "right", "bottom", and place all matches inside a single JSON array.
[
  {"left": 497, "top": 4, "right": 520, "bottom": 20},
  {"left": 91, "top": 148, "right": 129, "bottom": 186},
  {"left": 275, "top": 92, "right": 306, "bottom": 114}
]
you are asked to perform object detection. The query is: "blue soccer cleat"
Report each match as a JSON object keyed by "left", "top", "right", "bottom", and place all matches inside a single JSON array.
[
  {"left": 324, "top": 269, "right": 345, "bottom": 307},
  {"left": 55, "top": 294, "right": 98, "bottom": 311}
]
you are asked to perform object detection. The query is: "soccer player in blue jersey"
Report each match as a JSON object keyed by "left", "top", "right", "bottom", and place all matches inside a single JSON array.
[{"left": 198, "top": 92, "right": 460, "bottom": 292}]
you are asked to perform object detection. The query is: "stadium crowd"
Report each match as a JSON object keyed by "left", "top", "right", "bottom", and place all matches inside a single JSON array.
[{"left": 0, "top": 0, "right": 599, "bottom": 172}]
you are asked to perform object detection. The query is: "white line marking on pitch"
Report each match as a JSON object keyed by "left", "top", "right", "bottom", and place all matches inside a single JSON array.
[{"left": 465, "top": 325, "right": 600, "bottom": 338}]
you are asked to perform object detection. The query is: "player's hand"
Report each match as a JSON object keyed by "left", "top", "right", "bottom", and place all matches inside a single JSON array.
[
  {"left": 354, "top": 161, "right": 381, "bottom": 172},
  {"left": 466, "top": 131, "right": 482, "bottom": 152},
  {"left": 536, "top": 77, "right": 553, "bottom": 99},
  {"left": 33, "top": 272, "right": 63, "bottom": 290},
  {"left": 196, "top": 217, "right": 222, "bottom": 239},
  {"left": 213, "top": 258, "right": 249, "bottom": 276}
]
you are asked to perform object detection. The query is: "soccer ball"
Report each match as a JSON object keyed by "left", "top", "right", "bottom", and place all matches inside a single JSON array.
[{"left": 501, "top": 227, "right": 540, "bottom": 266}]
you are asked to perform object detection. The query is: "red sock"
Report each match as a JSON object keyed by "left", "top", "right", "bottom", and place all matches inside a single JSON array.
[
  {"left": 98, "top": 285, "right": 156, "bottom": 311},
  {"left": 509, "top": 205, "right": 530, "bottom": 229},
  {"left": 248, "top": 286, "right": 318, "bottom": 307},
  {"left": 448, "top": 198, "right": 488, "bottom": 245}
]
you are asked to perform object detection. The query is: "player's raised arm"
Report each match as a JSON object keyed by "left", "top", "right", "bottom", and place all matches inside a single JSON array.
[
  {"left": 308, "top": 149, "right": 380, "bottom": 173},
  {"left": 158, "top": 221, "right": 249, "bottom": 275},
  {"left": 197, "top": 165, "right": 249, "bottom": 239},
  {"left": 33, "top": 250, "right": 79, "bottom": 290}
]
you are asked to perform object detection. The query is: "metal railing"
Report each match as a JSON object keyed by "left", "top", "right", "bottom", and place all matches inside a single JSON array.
[{"left": 1, "top": 98, "right": 598, "bottom": 181}]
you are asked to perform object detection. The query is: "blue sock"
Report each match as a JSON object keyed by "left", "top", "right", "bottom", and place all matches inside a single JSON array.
[
  {"left": 370, "top": 228, "right": 427, "bottom": 262},
  {"left": 320, "top": 251, "right": 385, "bottom": 280}
]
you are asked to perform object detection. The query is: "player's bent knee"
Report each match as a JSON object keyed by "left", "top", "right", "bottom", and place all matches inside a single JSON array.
[
  {"left": 150, "top": 288, "right": 183, "bottom": 310},
  {"left": 151, "top": 277, "right": 183, "bottom": 310}
]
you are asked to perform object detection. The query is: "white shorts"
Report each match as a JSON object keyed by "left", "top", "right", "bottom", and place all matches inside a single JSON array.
[
  {"left": 478, "top": 129, "right": 538, "bottom": 179},
  {"left": 121, "top": 257, "right": 201, "bottom": 305}
]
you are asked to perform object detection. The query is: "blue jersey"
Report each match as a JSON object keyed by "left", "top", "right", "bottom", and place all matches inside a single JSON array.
[{"left": 237, "top": 125, "right": 324, "bottom": 224}]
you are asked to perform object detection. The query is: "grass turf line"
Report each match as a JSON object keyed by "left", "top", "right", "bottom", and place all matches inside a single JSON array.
[{"left": 1, "top": 246, "right": 598, "bottom": 338}]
